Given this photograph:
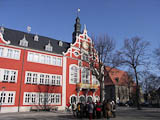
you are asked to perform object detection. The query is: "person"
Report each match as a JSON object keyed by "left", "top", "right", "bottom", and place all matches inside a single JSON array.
[
  {"left": 96, "top": 100, "right": 102, "bottom": 119},
  {"left": 77, "top": 102, "right": 81, "bottom": 118},
  {"left": 92, "top": 102, "right": 96, "bottom": 119},
  {"left": 111, "top": 100, "right": 116, "bottom": 118},
  {"left": 88, "top": 102, "right": 94, "bottom": 120},
  {"left": 66, "top": 102, "right": 71, "bottom": 112},
  {"left": 102, "top": 100, "right": 106, "bottom": 118},
  {"left": 106, "top": 99, "right": 112, "bottom": 120},
  {"left": 71, "top": 102, "right": 77, "bottom": 117}
]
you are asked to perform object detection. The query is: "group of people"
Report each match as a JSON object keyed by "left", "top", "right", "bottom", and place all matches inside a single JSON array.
[{"left": 71, "top": 99, "right": 116, "bottom": 120}]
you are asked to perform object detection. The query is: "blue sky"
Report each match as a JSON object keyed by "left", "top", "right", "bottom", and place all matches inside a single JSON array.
[{"left": 0, "top": 0, "right": 160, "bottom": 51}]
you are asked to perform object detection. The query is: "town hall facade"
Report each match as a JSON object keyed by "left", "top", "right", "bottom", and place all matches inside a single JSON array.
[{"left": 0, "top": 17, "right": 100, "bottom": 113}]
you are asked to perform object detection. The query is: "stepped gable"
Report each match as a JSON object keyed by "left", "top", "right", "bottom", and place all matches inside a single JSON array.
[{"left": 2, "top": 27, "right": 70, "bottom": 54}]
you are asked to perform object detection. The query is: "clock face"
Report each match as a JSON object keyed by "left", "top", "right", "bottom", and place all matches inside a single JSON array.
[{"left": 82, "top": 42, "right": 89, "bottom": 49}]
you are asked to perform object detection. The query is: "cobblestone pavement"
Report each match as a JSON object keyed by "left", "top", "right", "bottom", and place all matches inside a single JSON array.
[{"left": 0, "top": 107, "right": 160, "bottom": 120}]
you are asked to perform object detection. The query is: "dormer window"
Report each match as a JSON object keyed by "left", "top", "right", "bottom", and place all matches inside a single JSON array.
[
  {"left": 34, "top": 34, "right": 39, "bottom": 41},
  {"left": 45, "top": 41, "right": 53, "bottom": 52},
  {"left": 19, "top": 35, "right": 28, "bottom": 47},
  {"left": 59, "top": 41, "right": 63, "bottom": 47}
]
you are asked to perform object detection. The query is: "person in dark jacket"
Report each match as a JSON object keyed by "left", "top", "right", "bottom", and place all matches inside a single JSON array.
[{"left": 96, "top": 101, "right": 102, "bottom": 119}]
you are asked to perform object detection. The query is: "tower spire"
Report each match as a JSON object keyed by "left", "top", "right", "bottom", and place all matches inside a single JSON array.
[{"left": 72, "top": 8, "right": 82, "bottom": 43}]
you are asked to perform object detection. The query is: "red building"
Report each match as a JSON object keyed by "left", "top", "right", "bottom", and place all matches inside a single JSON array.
[
  {"left": 0, "top": 17, "right": 100, "bottom": 113},
  {"left": 104, "top": 67, "right": 136, "bottom": 104}
]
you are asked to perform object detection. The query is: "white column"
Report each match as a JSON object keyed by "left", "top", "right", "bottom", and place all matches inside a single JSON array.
[{"left": 61, "top": 56, "right": 67, "bottom": 110}]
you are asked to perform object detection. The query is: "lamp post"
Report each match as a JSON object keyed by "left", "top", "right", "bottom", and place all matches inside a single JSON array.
[{"left": 0, "top": 86, "right": 6, "bottom": 112}]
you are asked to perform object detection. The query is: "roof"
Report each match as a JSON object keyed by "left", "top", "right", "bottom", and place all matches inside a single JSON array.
[
  {"left": 104, "top": 67, "right": 134, "bottom": 86},
  {"left": 1, "top": 27, "right": 70, "bottom": 54}
]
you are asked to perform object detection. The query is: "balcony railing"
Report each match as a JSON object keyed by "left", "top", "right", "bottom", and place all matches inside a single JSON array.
[{"left": 76, "top": 83, "right": 99, "bottom": 90}]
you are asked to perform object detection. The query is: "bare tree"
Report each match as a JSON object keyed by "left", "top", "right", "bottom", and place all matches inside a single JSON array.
[
  {"left": 91, "top": 34, "right": 122, "bottom": 102},
  {"left": 119, "top": 36, "right": 149, "bottom": 109},
  {"left": 154, "top": 47, "right": 160, "bottom": 70}
]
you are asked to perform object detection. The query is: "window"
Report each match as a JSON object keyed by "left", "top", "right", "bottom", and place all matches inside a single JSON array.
[
  {"left": 52, "top": 57, "right": 56, "bottom": 65},
  {"left": 51, "top": 75, "right": 56, "bottom": 85},
  {"left": 31, "top": 94, "right": 36, "bottom": 104},
  {"left": 25, "top": 71, "right": 62, "bottom": 86},
  {"left": 23, "top": 92, "right": 61, "bottom": 105},
  {"left": 50, "top": 94, "right": 55, "bottom": 104},
  {"left": 3, "top": 70, "right": 9, "bottom": 82},
  {"left": 0, "top": 91, "right": 15, "bottom": 105},
  {"left": 41, "top": 55, "right": 45, "bottom": 63},
  {"left": 40, "top": 74, "right": 45, "bottom": 84},
  {"left": 57, "top": 76, "right": 61, "bottom": 85},
  {"left": 0, "top": 47, "right": 4, "bottom": 57},
  {"left": 57, "top": 58, "right": 62, "bottom": 66},
  {"left": 28, "top": 52, "right": 34, "bottom": 61},
  {"left": 8, "top": 93, "right": 14, "bottom": 103},
  {"left": 0, "top": 92, "right": 6, "bottom": 104},
  {"left": 32, "top": 73, "right": 38, "bottom": 84},
  {"left": 46, "top": 56, "right": 51, "bottom": 64},
  {"left": 92, "top": 75, "right": 99, "bottom": 85},
  {"left": 82, "top": 53, "right": 89, "bottom": 61},
  {"left": 69, "top": 65, "right": 79, "bottom": 84},
  {"left": 45, "top": 75, "right": 50, "bottom": 85},
  {"left": 39, "top": 94, "right": 43, "bottom": 105},
  {"left": 25, "top": 93, "right": 30, "bottom": 103},
  {"left": 13, "top": 50, "right": 20, "bottom": 59},
  {"left": 7, "top": 49, "right": 13, "bottom": 58},
  {"left": 0, "top": 47, "right": 20, "bottom": 60},
  {"left": 10, "top": 71, "right": 16, "bottom": 82},
  {"left": 55, "top": 94, "right": 61, "bottom": 104},
  {"left": 19, "top": 36, "right": 28, "bottom": 47},
  {"left": 45, "top": 42, "right": 53, "bottom": 52},
  {"left": 33, "top": 54, "right": 39, "bottom": 62},
  {"left": 81, "top": 68, "right": 90, "bottom": 84},
  {"left": 27, "top": 52, "right": 62, "bottom": 66},
  {"left": 26, "top": 73, "right": 32, "bottom": 84},
  {"left": 1, "top": 69, "right": 17, "bottom": 83}
]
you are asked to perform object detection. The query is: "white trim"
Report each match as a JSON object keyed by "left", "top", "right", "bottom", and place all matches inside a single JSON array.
[
  {"left": 62, "top": 56, "right": 66, "bottom": 108},
  {"left": 0, "top": 32, "right": 10, "bottom": 44},
  {"left": 69, "top": 94, "right": 77, "bottom": 103}
]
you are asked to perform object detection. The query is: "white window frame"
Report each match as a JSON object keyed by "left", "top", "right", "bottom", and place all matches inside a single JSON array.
[
  {"left": 0, "top": 68, "right": 18, "bottom": 83},
  {"left": 69, "top": 64, "right": 79, "bottom": 84},
  {"left": 81, "top": 68, "right": 90, "bottom": 84},
  {"left": 0, "top": 91, "right": 16, "bottom": 105},
  {"left": 27, "top": 52, "right": 62, "bottom": 67},
  {"left": 25, "top": 71, "right": 62, "bottom": 86},
  {"left": 23, "top": 92, "right": 61, "bottom": 105},
  {"left": 0, "top": 46, "right": 20, "bottom": 60}
]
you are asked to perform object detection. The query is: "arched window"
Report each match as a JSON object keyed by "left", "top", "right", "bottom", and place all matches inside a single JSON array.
[
  {"left": 87, "top": 96, "right": 92, "bottom": 103},
  {"left": 81, "top": 68, "right": 90, "bottom": 84},
  {"left": 70, "top": 96, "right": 77, "bottom": 104},
  {"left": 79, "top": 96, "right": 85, "bottom": 103},
  {"left": 69, "top": 64, "right": 79, "bottom": 84}
]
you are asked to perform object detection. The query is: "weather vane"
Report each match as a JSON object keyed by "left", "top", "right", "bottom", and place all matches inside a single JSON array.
[
  {"left": 27, "top": 26, "right": 31, "bottom": 33},
  {"left": 77, "top": 8, "right": 80, "bottom": 17}
]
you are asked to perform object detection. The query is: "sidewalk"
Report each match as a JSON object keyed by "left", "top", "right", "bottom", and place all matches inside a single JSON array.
[{"left": 0, "top": 107, "right": 160, "bottom": 120}]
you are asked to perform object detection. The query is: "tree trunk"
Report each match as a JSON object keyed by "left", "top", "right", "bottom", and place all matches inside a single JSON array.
[
  {"left": 134, "top": 68, "right": 141, "bottom": 110},
  {"left": 100, "top": 80, "right": 103, "bottom": 103}
]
